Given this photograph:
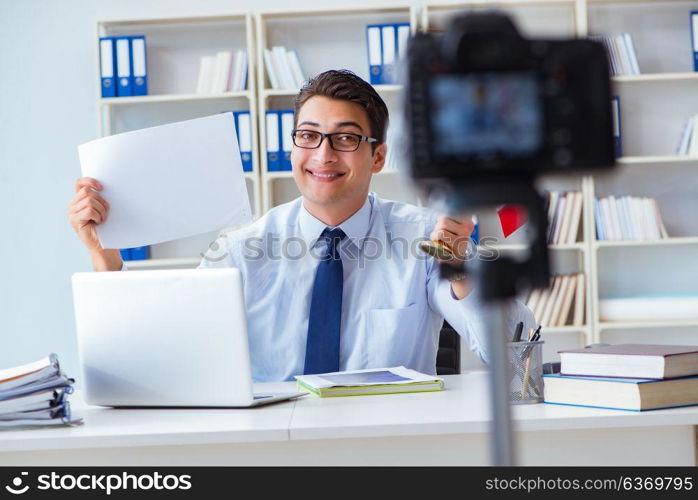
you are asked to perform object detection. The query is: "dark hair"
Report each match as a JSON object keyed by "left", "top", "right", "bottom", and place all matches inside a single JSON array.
[{"left": 294, "top": 69, "right": 389, "bottom": 150}]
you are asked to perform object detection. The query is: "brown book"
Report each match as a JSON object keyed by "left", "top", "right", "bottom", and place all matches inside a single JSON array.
[
  {"left": 543, "top": 374, "right": 698, "bottom": 411},
  {"left": 555, "top": 274, "right": 577, "bottom": 326},
  {"left": 559, "top": 344, "right": 698, "bottom": 379}
]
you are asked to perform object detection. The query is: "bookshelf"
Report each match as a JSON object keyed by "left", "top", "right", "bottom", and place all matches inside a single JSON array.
[
  {"left": 96, "top": 13, "right": 261, "bottom": 266},
  {"left": 90, "top": 1, "right": 698, "bottom": 365}
]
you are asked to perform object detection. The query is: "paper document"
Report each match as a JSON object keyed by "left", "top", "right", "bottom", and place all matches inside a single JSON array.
[
  {"left": 296, "top": 366, "right": 443, "bottom": 388},
  {"left": 78, "top": 113, "right": 252, "bottom": 249}
]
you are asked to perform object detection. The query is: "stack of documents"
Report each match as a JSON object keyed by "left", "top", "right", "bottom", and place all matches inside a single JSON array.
[
  {"left": 0, "top": 354, "right": 81, "bottom": 428},
  {"left": 295, "top": 367, "right": 444, "bottom": 397}
]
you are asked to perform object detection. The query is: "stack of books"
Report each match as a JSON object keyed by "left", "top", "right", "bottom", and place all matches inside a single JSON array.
[
  {"left": 525, "top": 272, "right": 585, "bottom": 328},
  {"left": 594, "top": 195, "right": 668, "bottom": 241},
  {"left": 195, "top": 49, "right": 248, "bottom": 94},
  {"left": 263, "top": 46, "right": 306, "bottom": 91},
  {"left": 546, "top": 190, "right": 583, "bottom": 245},
  {"left": 588, "top": 33, "right": 640, "bottom": 76},
  {"left": 676, "top": 115, "right": 698, "bottom": 156},
  {"left": 295, "top": 367, "right": 444, "bottom": 397},
  {"left": 0, "top": 354, "right": 81, "bottom": 428},
  {"left": 544, "top": 344, "right": 698, "bottom": 411}
]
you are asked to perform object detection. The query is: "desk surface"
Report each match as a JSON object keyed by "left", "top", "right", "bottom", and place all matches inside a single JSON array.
[{"left": 2, "top": 372, "right": 698, "bottom": 453}]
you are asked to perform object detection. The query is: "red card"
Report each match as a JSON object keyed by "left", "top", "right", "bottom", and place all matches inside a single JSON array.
[{"left": 497, "top": 205, "right": 528, "bottom": 238}]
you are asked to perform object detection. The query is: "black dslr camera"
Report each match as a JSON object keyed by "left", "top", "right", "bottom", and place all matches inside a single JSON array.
[
  {"left": 406, "top": 11, "right": 615, "bottom": 182},
  {"left": 405, "top": 11, "right": 615, "bottom": 295}
]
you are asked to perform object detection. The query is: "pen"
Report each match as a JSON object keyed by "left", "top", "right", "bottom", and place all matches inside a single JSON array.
[{"left": 513, "top": 321, "right": 524, "bottom": 342}]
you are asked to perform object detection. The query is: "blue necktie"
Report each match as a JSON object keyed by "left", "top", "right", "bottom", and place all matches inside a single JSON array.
[{"left": 304, "top": 227, "right": 346, "bottom": 375}]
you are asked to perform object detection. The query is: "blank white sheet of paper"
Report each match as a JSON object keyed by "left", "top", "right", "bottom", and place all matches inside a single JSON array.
[{"left": 78, "top": 113, "right": 252, "bottom": 249}]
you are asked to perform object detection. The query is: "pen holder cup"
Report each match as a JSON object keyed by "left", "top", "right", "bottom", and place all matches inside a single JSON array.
[{"left": 507, "top": 340, "right": 544, "bottom": 404}]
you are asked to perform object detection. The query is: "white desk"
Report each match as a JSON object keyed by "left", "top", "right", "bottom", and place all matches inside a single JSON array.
[{"left": 1, "top": 372, "right": 696, "bottom": 466}]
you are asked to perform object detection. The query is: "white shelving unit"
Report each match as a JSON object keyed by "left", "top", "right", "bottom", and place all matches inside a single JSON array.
[
  {"left": 91, "top": 2, "right": 698, "bottom": 363},
  {"left": 587, "top": 0, "right": 698, "bottom": 347},
  {"left": 96, "top": 13, "right": 260, "bottom": 268},
  {"left": 255, "top": 4, "right": 420, "bottom": 212}
]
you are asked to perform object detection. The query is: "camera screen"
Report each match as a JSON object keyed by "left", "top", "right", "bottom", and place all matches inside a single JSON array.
[{"left": 430, "top": 72, "right": 543, "bottom": 158}]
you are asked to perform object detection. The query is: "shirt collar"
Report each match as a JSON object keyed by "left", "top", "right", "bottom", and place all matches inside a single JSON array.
[{"left": 299, "top": 193, "right": 374, "bottom": 249}]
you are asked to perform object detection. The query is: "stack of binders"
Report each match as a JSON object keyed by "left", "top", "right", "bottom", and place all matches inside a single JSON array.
[
  {"left": 266, "top": 110, "right": 294, "bottom": 172},
  {"left": 544, "top": 344, "right": 698, "bottom": 411},
  {"left": 0, "top": 354, "right": 81, "bottom": 428},
  {"left": 366, "top": 23, "right": 410, "bottom": 85},
  {"left": 99, "top": 36, "right": 148, "bottom": 98}
]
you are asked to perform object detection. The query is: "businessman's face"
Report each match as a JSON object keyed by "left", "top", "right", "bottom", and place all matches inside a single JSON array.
[{"left": 291, "top": 96, "right": 385, "bottom": 212}]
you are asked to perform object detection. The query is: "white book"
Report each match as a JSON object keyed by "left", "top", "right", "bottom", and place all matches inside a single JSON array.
[
  {"left": 228, "top": 50, "right": 242, "bottom": 91},
  {"left": 272, "top": 46, "right": 296, "bottom": 90},
  {"left": 572, "top": 272, "right": 585, "bottom": 326},
  {"left": 689, "top": 114, "right": 698, "bottom": 156},
  {"left": 634, "top": 197, "right": 647, "bottom": 240},
  {"left": 237, "top": 50, "right": 248, "bottom": 91},
  {"left": 547, "top": 190, "right": 559, "bottom": 223},
  {"left": 652, "top": 199, "right": 669, "bottom": 239},
  {"left": 676, "top": 116, "right": 694, "bottom": 155},
  {"left": 205, "top": 55, "right": 219, "bottom": 94},
  {"left": 263, "top": 48, "right": 280, "bottom": 90},
  {"left": 644, "top": 198, "right": 661, "bottom": 240},
  {"left": 636, "top": 197, "right": 649, "bottom": 240},
  {"left": 226, "top": 51, "right": 238, "bottom": 91},
  {"left": 599, "top": 197, "right": 613, "bottom": 240},
  {"left": 608, "top": 36, "right": 623, "bottom": 75},
  {"left": 197, "top": 56, "right": 216, "bottom": 94},
  {"left": 540, "top": 275, "right": 563, "bottom": 327},
  {"left": 564, "top": 191, "right": 583, "bottom": 244},
  {"left": 551, "top": 193, "right": 569, "bottom": 244},
  {"left": 629, "top": 197, "right": 645, "bottom": 240},
  {"left": 615, "top": 34, "right": 632, "bottom": 76},
  {"left": 555, "top": 274, "right": 577, "bottom": 326},
  {"left": 213, "top": 51, "right": 233, "bottom": 94},
  {"left": 617, "top": 195, "right": 631, "bottom": 240},
  {"left": 195, "top": 57, "right": 209, "bottom": 94},
  {"left": 287, "top": 50, "right": 305, "bottom": 88},
  {"left": 594, "top": 198, "right": 605, "bottom": 240},
  {"left": 608, "top": 196, "right": 623, "bottom": 241},
  {"left": 623, "top": 33, "right": 640, "bottom": 75},
  {"left": 555, "top": 191, "right": 577, "bottom": 245},
  {"left": 550, "top": 274, "right": 571, "bottom": 327},
  {"left": 623, "top": 196, "right": 638, "bottom": 240},
  {"left": 547, "top": 191, "right": 560, "bottom": 243},
  {"left": 630, "top": 196, "right": 643, "bottom": 240}
]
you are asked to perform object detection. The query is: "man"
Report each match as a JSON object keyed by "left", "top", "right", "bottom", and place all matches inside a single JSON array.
[{"left": 68, "top": 70, "right": 535, "bottom": 382}]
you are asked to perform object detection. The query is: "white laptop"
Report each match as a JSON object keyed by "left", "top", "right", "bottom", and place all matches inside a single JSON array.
[{"left": 71, "top": 268, "right": 305, "bottom": 407}]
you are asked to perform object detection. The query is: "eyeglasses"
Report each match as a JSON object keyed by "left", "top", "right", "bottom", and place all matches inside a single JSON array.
[{"left": 291, "top": 129, "right": 378, "bottom": 152}]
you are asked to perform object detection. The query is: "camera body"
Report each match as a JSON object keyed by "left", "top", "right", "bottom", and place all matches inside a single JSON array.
[{"left": 406, "top": 12, "right": 615, "bottom": 184}]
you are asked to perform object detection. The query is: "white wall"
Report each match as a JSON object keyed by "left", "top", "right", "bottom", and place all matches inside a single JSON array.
[{"left": 0, "top": 0, "right": 424, "bottom": 379}]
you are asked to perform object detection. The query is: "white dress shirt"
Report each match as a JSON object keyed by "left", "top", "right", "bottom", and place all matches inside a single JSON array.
[{"left": 195, "top": 193, "right": 535, "bottom": 382}]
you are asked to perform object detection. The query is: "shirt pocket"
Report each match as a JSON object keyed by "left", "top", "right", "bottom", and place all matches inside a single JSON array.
[{"left": 366, "top": 303, "right": 420, "bottom": 367}]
